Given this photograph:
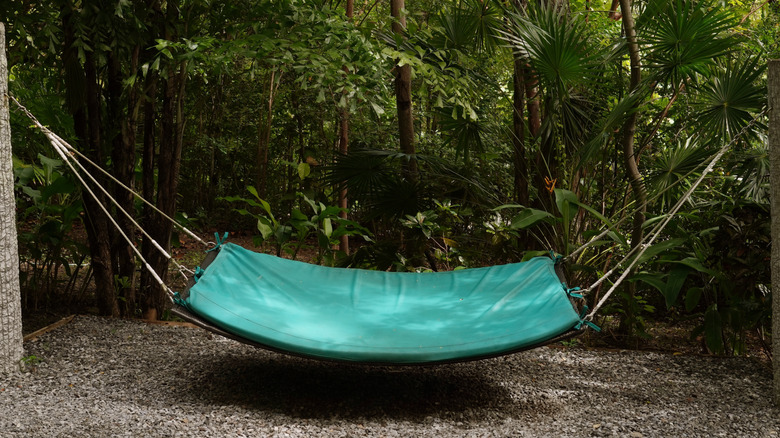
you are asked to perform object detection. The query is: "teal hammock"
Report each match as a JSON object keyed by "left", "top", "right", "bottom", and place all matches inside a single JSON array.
[
  {"left": 16, "top": 97, "right": 762, "bottom": 365},
  {"left": 13, "top": 99, "right": 588, "bottom": 365},
  {"left": 173, "top": 242, "right": 586, "bottom": 364}
]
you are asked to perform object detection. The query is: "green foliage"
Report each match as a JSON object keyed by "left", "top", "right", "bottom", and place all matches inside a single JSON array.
[
  {"left": 399, "top": 200, "right": 467, "bottom": 271},
  {"left": 14, "top": 154, "right": 89, "bottom": 311},
  {"left": 505, "top": 188, "right": 621, "bottom": 258},
  {"left": 693, "top": 57, "right": 767, "bottom": 142},
  {"left": 639, "top": 0, "right": 738, "bottom": 86},
  {"left": 222, "top": 187, "right": 371, "bottom": 265}
]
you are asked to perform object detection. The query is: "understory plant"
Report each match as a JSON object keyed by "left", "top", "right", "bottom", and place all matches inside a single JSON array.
[
  {"left": 14, "top": 154, "right": 90, "bottom": 310},
  {"left": 222, "top": 186, "right": 371, "bottom": 265}
]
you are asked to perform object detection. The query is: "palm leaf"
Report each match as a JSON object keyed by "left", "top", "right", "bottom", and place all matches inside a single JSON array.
[
  {"left": 506, "top": 2, "right": 599, "bottom": 98},
  {"left": 693, "top": 57, "right": 766, "bottom": 142},
  {"left": 639, "top": 0, "right": 737, "bottom": 86},
  {"left": 645, "top": 137, "right": 715, "bottom": 210}
]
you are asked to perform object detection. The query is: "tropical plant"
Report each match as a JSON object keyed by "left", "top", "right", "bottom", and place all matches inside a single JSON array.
[
  {"left": 14, "top": 154, "right": 89, "bottom": 310},
  {"left": 223, "top": 186, "right": 371, "bottom": 265}
]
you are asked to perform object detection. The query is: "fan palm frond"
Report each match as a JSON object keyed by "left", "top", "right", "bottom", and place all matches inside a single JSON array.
[
  {"left": 505, "top": 2, "right": 599, "bottom": 99},
  {"left": 436, "top": 106, "right": 487, "bottom": 162},
  {"left": 639, "top": 0, "right": 737, "bottom": 86},
  {"left": 693, "top": 57, "right": 766, "bottom": 143},
  {"left": 646, "top": 137, "right": 715, "bottom": 210}
]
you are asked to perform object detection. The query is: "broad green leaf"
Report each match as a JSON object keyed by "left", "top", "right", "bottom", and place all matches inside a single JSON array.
[
  {"left": 38, "top": 154, "right": 62, "bottom": 177},
  {"left": 668, "top": 257, "right": 717, "bottom": 276},
  {"left": 22, "top": 186, "right": 41, "bottom": 202},
  {"left": 322, "top": 218, "right": 333, "bottom": 237},
  {"left": 685, "top": 287, "right": 702, "bottom": 312},
  {"left": 370, "top": 101, "right": 385, "bottom": 116},
  {"left": 257, "top": 219, "right": 273, "bottom": 240},
  {"left": 662, "top": 266, "right": 690, "bottom": 308},
  {"left": 510, "top": 208, "right": 557, "bottom": 229},
  {"left": 633, "top": 272, "right": 666, "bottom": 293},
  {"left": 40, "top": 176, "right": 76, "bottom": 202},
  {"left": 636, "top": 238, "right": 687, "bottom": 264},
  {"left": 554, "top": 189, "right": 578, "bottom": 243},
  {"left": 291, "top": 209, "right": 308, "bottom": 221},
  {"left": 492, "top": 204, "right": 526, "bottom": 211},
  {"left": 318, "top": 231, "right": 330, "bottom": 248},
  {"left": 297, "top": 162, "right": 311, "bottom": 180}
]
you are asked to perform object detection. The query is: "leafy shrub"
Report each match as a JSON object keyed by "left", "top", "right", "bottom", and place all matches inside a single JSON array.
[{"left": 14, "top": 154, "right": 90, "bottom": 310}]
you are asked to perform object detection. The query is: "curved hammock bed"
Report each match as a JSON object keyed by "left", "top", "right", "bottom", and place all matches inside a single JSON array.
[
  {"left": 14, "top": 98, "right": 761, "bottom": 365},
  {"left": 171, "top": 242, "right": 586, "bottom": 364}
]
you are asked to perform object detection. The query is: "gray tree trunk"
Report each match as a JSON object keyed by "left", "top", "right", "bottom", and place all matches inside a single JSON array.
[
  {"left": 0, "top": 22, "right": 24, "bottom": 374},
  {"left": 768, "top": 59, "right": 780, "bottom": 407}
]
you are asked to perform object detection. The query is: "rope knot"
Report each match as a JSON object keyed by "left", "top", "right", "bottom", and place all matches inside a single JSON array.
[
  {"left": 206, "top": 232, "right": 229, "bottom": 253},
  {"left": 575, "top": 305, "right": 602, "bottom": 332},
  {"left": 565, "top": 287, "right": 583, "bottom": 299}
]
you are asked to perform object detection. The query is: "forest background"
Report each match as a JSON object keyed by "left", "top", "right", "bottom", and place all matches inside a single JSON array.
[{"left": 2, "top": 0, "right": 778, "bottom": 357}]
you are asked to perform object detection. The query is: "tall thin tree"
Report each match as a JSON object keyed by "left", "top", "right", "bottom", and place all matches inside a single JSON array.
[
  {"left": 391, "top": 0, "right": 418, "bottom": 181},
  {"left": 767, "top": 59, "right": 780, "bottom": 407},
  {"left": 337, "top": 0, "right": 355, "bottom": 255},
  {"left": 0, "top": 22, "right": 23, "bottom": 373},
  {"left": 618, "top": 0, "right": 647, "bottom": 335}
]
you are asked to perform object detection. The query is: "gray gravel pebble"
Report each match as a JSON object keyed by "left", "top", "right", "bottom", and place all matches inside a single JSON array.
[{"left": 1, "top": 315, "right": 778, "bottom": 437}]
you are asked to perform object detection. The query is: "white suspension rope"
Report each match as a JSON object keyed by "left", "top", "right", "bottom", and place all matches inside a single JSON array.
[
  {"left": 43, "top": 127, "right": 175, "bottom": 301},
  {"left": 11, "top": 97, "right": 208, "bottom": 248},
  {"left": 45, "top": 131, "right": 194, "bottom": 283},
  {"left": 568, "top": 145, "right": 726, "bottom": 263},
  {"left": 584, "top": 108, "right": 768, "bottom": 320},
  {"left": 15, "top": 101, "right": 174, "bottom": 260},
  {"left": 11, "top": 97, "right": 215, "bottom": 302}
]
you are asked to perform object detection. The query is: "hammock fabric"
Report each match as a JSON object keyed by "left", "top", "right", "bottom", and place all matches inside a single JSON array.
[{"left": 172, "top": 243, "right": 585, "bottom": 364}]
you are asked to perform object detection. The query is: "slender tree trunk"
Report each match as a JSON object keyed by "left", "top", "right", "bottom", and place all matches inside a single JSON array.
[
  {"left": 608, "top": 0, "right": 621, "bottom": 19},
  {"left": 256, "top": 71, "right": 279, "bottom": 198},
  {"left": 0, "top": 22, "right": 23, "bottom": 373},
  {"left": 618, "top": 0, "right": 647, "bottom": 336},
  {"left": 337, "top": 108, "right": 350, "bottom": 254},
  {"left": 107, "top": 50, "right": 138, "bottom": 316},
  {"left": 61, "top": 4, "right": 119, "bottom": 317},
  {"left": 337, "top": 3, "right": 354, "bottom": 255},
  {"left": 142, "top": 60, "right": 187, "bottom": 320},
  {"left": 512, "top": 58, "right": 529, "bottom": 206},
  {"left": 525, "top": 68, "right": 545, "bottom": 209},
  {"left": 83, "top": 63, "right": 118, "bottom": 315},
  {"left": 391, "top": 0, "right": 418, "bottom": 181},
  {"left": 140, "top": 1, "right": 187, "bottom": 319},
  {"left": 619, "top": 0, "right": 645, "bottom": 249},
  {"left": 767, "top": 59, "right": 780, "bottom": 407}
]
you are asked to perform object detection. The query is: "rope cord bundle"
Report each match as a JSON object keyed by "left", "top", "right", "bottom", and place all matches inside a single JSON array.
[{"left": 11, "top": 97, "right": 210, "bottom": 302}]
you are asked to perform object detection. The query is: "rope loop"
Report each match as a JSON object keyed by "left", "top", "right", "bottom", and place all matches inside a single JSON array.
[
  {"left": 575, "top": 305, "right": 602, "bottom": 331},
  {"left": 206, "top": 232, "right": 229, "bottom": 253},
  {"left": 575, "top": 319, "right": 602, "bottom": 332},
  {"left": 565, "top": 286, "right": 583, "bottom": 299},
  {"left": 172, "top": 292, "right": 187, "bottom": 307},
  {"left": 192, "top": 266, "right": 206, "bottom": 283}
]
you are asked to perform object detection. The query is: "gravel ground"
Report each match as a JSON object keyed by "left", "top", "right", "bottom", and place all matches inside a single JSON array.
[{"left": 0, "top": 315, "right": 777, "bottom": 437}]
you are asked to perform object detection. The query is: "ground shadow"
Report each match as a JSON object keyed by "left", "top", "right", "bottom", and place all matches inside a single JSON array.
[{"left": 176, "top": 351, "right": 542, "bottom": 421}]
